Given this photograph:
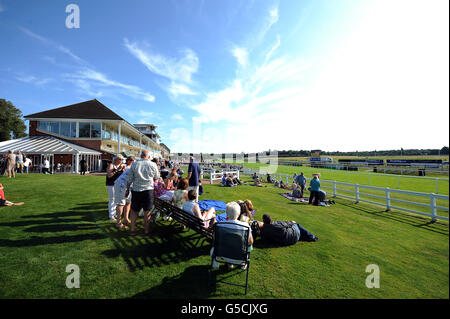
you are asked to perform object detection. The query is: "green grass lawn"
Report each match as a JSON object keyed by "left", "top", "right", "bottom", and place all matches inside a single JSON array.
[{"left": 0, "top": 173, "right": 448, "bottom": 298}]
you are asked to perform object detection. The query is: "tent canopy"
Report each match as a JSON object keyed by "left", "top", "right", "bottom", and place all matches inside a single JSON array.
[{"left": 0, "top": 136, "right": 102, "bottom": 155}]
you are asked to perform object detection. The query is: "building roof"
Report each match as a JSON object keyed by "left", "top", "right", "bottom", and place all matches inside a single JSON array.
[
  {"left": 24, "top": 99, "right": 124, "bottom": 120},
  {"left": 160, "top": 143, "right": 170, "bottom": 153},
  {"left": 0, "top": 136, "right": 102, "bottom": 155}
]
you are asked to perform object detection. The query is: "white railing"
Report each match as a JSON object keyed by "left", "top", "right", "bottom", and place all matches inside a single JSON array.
[
  {"left": 204, "top": 170, "right": 240, "bottom": 184},
  {"left": 242, "top": 168, "right": 449, "bottom": 222}
]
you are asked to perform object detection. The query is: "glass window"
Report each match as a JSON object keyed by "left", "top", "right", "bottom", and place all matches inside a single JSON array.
[
  {"left": 38, "top": 121, "right": 59, "bottom": 134},
  {"left": 79, "top": 122, "right": 90, "bottom": 138},
  {"left": 60, "top": 122, "right": 71, "bottom": 137},
  {"left": 91, "top": 122, "right": 101, "bottom": 138}
]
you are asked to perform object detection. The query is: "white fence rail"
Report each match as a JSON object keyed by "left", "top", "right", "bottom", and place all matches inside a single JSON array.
[
  {"left": 202, "top": 169, "right": 240, "bottom": 184},
  {"left": 242, "top": 168, "right": 449, "bottom": 222}
]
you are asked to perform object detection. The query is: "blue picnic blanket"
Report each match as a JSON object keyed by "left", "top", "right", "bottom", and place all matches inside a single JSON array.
[
  {"left": 198, "top": 200, "right": 227, "bottom": 212},
  {"left": 216, "top": 213, "right": 228, "bottom": 222}
]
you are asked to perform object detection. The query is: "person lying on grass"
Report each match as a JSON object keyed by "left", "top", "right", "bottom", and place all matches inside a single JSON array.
[
  {"left": 251, "top": 214, "right": 318, "bottom": 246},
  {"left": 182, "top": 190, "right": 216, "bottom": 228},
  {"left": 0, "top": 183, "right": 24, "bottom": 206}
]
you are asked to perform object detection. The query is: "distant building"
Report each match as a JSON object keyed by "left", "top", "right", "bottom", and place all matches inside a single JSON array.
[{"left": 0, "top": 99, "right": 168, "bottom": 173}]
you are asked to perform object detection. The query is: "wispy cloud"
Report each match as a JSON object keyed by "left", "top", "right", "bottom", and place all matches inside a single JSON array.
[
  {"left": 16, "top": 74, "right": 53, "bottom": 86},
  {"left": 124, "top": 38, "right": 199, "bottom": 97},
  {"left": 66, "top": 68, "right": 155, "bottom": 102},
  {"left": 20, "top": 27, "right": 85, "bottom": 65},
  {"left": 19, "top": 27, "right": 156, "bottom": 103},
  {"left": 168, "top": 82, "right": 198, "bottom": 97},
  {"left": 124, "top": 38, "right": 198, "bottom": 83},
  {"left": 0, "top": 2, "right": 5, "bottom": 13},
  {"left": 171, "top": 114, "right": 183, "bottom": 121}
]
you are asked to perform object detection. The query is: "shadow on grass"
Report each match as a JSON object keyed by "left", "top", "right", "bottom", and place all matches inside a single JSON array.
[
  {"left": 338, "top": 201, "right": 449, "bottom": 236},
  {"left": 132, "top": 265, "right": 212, "bottom": 298},
  {"left": 99, "top": 221, "right": 211, "bottom": 272},
  {"left": 132, "top": 263, "right": 248, "bottom": 298},
  {"left": 0, "top": 204, "right": 108, "bottom": 247}
]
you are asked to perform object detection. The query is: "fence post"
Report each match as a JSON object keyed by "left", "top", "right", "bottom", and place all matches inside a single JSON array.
[
  {"left": 430, "top": 194, "right": 437, "bottom": 222},
  {"left": 435, "top": 179, "right": 439, "bottom": 194},
  {"left": 368, "top": 173, "right": 370, "bottom": 186},
  {"left": 210, "top": 173, "right": 213, "bottom": 185},
  {"left": 333, "top": 181, "right": 337, "bottom": 198},
  {"left": 385, "top": 187, "right": 391, "bottom": 211},
  {"left": 397, "top": 176, "right": 400, "bottom": 189},
  {"left": 355, "top": 185, "right": 360, "bottom": 203}
]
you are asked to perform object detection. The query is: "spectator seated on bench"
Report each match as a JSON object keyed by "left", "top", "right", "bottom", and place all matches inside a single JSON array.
[
  {"left": 182, "top": 190, "right": 216, "bottom": 228},
  {"left": 172, "top": 178, "right": 189, "bottom": 209}
]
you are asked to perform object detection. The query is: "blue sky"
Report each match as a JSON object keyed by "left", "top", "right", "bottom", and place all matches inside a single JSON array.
[{"left": 0, "top": 0, "right": 448, "bottom": 153}]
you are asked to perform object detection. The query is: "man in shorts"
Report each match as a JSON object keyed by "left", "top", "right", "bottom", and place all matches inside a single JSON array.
[
  {"left": 125, "top": 150, "right": 160, "bottom": 236},
  {"left": 16, "top": 151, "right": 24, "bottom": 174}
]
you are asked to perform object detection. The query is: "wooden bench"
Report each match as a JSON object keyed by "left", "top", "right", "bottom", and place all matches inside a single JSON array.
[{"left": 154, "top": 197, "right": 214, "bottom": 246}]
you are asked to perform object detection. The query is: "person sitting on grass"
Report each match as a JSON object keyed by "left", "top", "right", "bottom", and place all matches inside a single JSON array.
[
  {"left": 279, "top": 180, "right": 288, "bottom": 189},
  {"left": 266, "top": 173, "right": 274, "bottom": 183},
  {"left": 251, "top": 214, "right": 318, "bottom": 246},
  {"left": 211, "top": 201, "right": 254, "bottom": 270},
  {"left": 291, "top": 183, "right": 303, "bottom": 198},
  {"left": 237, "top": 200, "right": 254, "bottom": 224},
  {"left": 225, "top": 174, "right": 236, "bottom": 187},
  {"left": 182, "top": 190, "right": 216, "bottom": 228},
  {"left": 232, "top": 175, "right": 242, "bottom": 185},
  {"left": 0, "top": 183, "right": 24, "bottom": 206},
  {"left": 221, "top": 174, "right": 227, "bottom": 186}
]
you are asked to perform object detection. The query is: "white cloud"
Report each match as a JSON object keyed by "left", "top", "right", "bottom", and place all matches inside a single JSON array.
[
  {"left": 124, "top": 38, "right": 199, "bottom": 84},
  {"left": 20, "top": 27, "right": 85, "bottom": 65},
  {"left": 168, "top": 82, "right": 198, "bottom": 97},
  {"left": 171, "top": 114, "right": 183, "bottom": 121},
  {"left": 16, "top": 74, "right": 53, "bottom": 86},
  {"left": 232, "top": 47, "right": 249, "bottom": 67},
  {"left": 264, "top": 34, "right": 280, "bottom": 63},
  {"left": 66, "top": 68, "right": 155, "bottom": 102}
]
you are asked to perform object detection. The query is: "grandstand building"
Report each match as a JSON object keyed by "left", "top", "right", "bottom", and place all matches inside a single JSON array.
[{"left": 0, "top": 99, "right": 167, "bottom": 173}]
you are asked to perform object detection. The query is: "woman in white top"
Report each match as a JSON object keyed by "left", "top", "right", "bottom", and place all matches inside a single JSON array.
[{"left": 182, "top": 189, "right": 216, "bottom": 228}]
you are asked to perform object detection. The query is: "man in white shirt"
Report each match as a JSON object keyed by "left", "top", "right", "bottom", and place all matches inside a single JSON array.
[
  {"left": 43, "top": 158, "right": 50, "bottom": 174},
  {"left": 23, "top": 157, "right": 32, "bottom": 174},
  {"left": 126, "top": 150, "right": 160, "bottom": 236}
]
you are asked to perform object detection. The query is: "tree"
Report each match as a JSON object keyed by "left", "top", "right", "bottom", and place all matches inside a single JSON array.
[{"left": 0, "top": 99, "right": 27, "bottom": 142}]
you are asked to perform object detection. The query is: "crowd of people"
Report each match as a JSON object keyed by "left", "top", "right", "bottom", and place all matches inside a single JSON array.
[
  {"left": 103, "top": 151, "right": 319, "bottom": 272},
  {"left": 255, "top": 171, "right": 334, "bottom": 206},
  {"left": 1, "top": 150, "right": 33, "bottom": 177}
]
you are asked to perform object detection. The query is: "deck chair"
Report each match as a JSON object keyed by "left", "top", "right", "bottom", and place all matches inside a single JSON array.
[{"left": 209, "top": 222, "right": 251, "bottom": 295}]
